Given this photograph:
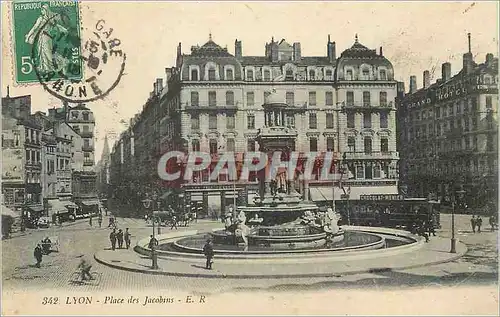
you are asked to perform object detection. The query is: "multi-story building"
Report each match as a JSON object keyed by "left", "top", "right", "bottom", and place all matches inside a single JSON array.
[
  {"left": 96, "top": 134, "right": 111, "bottom": 198},
  {"left": 110, "top": 34, "right": 400, "bottom": 215},
  {"left": 397, "top": 34, "right": 498, "bottom": 211},
  {"left": 2, "top": 115, "right": 25, "bottom": 209},
  {"left": 41, "top": 133, "right": 57, "bottom": 202}
]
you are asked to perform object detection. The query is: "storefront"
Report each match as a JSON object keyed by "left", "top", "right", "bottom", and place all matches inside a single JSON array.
[{"left": 77, "top": 199, "right": 99, "bottom": 218}]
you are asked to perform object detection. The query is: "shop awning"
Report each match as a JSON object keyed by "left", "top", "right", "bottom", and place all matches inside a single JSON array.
[
  {"left": 314, "top": 186, "right": 399, "bottom": 201},
  {"left": 1, "top": 205, "right": 20, "bottom": 217},
  {"left": 64, "top": 201, "right": 78, "bottom": 209},
  {"left": 309, "top": 188, "right": 327, "bottom": 202},
  {"left": 48, "top": 200, "right": 68, "bottom": 213},
  {"left": 81, "top": 200, "right": 99, "bottom": 206},
  {"left": 26, "top": 205, "right": 44, "bottom": 213}
]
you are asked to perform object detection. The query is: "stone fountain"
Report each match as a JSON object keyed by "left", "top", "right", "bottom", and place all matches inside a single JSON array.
[{"left": 210, "top": 92, "right": 344, "bottom": 250}]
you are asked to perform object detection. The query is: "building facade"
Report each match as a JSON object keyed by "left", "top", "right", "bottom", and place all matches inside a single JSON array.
[
  {"left": 397, "top": 36, "right": 498, "bottom": 211},
  {"left": 109, "top": 34, "right": 399, "bottom": 216}
]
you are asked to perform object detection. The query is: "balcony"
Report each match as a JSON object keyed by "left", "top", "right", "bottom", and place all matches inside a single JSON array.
[
  {"left": 83, "top": 160, "right": 95, "bottom": 166},
  {"left": 343, "top": 101, "right": 394, "bottom": 111},
  {"left": 184, "top": 104, "right": 238, "bottom": 114},
  {"left": 82, "top": 145, "right": 94, "bottom": 152},
  {"left": 80, "top": 131, "right": 94, "bottom": 138},
  {"left": 343, "top": 151, "right": 399, "bottom": 160},
  {"left": 25, "top": 161, "right": 42, "bottom": 169},
  {"left": 56, "top": 170, "right": 72, "bottom": 178}
]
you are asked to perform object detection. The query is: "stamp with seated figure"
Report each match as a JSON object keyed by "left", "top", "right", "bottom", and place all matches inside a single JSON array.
[{"left": 11, "top": 0, "right": 83, "bottom": 84}]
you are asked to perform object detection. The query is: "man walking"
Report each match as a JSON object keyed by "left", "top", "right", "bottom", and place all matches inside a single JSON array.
[
  {"left": 124, "top": 228, "right": 131, "bottom": 249},
  {"left": 470, "top": 215, "right": 476, "bottom": 233},
  {"left": 477, "top": 215, "right": 483, "bottom": 233},
  {"left": 170, "top": 215, "right": 178, "bottom": 230},
  {"left": 98, "top": 213, "right": 103, "bottom": 228},
  {"left": 148, "top": 235, "right": 158, "bottom": 250},
  {"left": 203, "top": 239, "right": 214, "bottom": 270},
  {"left": 109, "top": 229, "right": 117, "bottom": 250},
  {"left": 117, "top": 229, "right": 124, "bottom": 249},
  {"left": 34, "top": 244, "right": 43, "bottom": 268}
]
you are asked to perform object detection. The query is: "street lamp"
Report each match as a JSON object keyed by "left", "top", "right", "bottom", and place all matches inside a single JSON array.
[
  {"left": 142, "top": 197, "right": 158, "bottom": 269},
  {"left": 450, "top": 187, "right": 466, "bottom": 253}
]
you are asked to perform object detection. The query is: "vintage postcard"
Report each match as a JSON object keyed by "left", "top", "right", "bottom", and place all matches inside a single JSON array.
[{"left": 1, "top": 1, "right": 499, "bottom": 316}]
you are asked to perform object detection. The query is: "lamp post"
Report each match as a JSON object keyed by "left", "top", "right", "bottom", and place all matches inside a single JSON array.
[
  {"left": 450, "top": 187, "right": 466, "bottom": 253},
  {"left": 142, "top": 198, "right": 158, "bottom": 269}
]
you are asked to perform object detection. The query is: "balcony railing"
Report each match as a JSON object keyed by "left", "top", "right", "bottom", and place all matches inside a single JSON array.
[
  {"left": 25, "top": 162, "right": 42, "bottom": 169},
  {"left": 56, "top": 170, "right": 72, "bottom": 178},
  {"left": 83, "top": 160, "right": 95, "bottom": 166},
  {"left": 343, "top": 151, "right": 399, "bottom": 160},
  {"left": 80, "top": 131, "right": 94, "bottom": 138},
  {"left": 82, "top": 145, "right": 94, "bottom": 152},
  {"left": 343, "top": 101, "right": 394, "bottom": 110}
]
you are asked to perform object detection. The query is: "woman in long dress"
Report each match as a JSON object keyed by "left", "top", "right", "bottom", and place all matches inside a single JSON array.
[{"left": 25, "top": 4, "right": 69, "bottom": 74}]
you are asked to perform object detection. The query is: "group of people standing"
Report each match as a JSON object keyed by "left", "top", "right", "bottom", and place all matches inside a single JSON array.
[
  {"left": 470, "top": 215, "right": 498, "bottom": 233},
  {"left": 109, "top": 228, "right": 132, "bottom": 250}
]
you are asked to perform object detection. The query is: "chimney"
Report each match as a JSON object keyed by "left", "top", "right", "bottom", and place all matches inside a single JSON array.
[
  {"left": 462, "top": 33, "right": 474, "bottom": 75},
  {"left": 379, "top": 46, "right": 383, "bottom": 56},
  {"left": 423, "top": 70, "right": 430, "bottom": 89},
  {"left": 409, "top": 75, "right": 417, "bottom": 93},
  {"left": 293, "top": 42, "right": 301, "bottom": 61},
  {"left": 397, "top": 81, "right": 406, "bottom": 94},
  {"left": 165, "top": 67, "right": 172, "bottom": 82},
  {"left": 177, "top": 42, "right": 182, "bottom": 56},
  {"left": 235, "top": 39, "right": 242, "bottom": 59},
  {"left": 6, "top": 85, "right": 9, "bottom": 97},
  {"left": 327, "top": 35, "right": 336, "bottom": 62},
  {"left": 441, "top": 62, "right": 451, "bottom": 82},
  {"left": 156, "top": 78, "right": 163, "bottom": 95},
  {"left": 486, "top": 53, "right": 494, "bottom": 66},
  {"left": 152, "top": 83, "right": 157, "bottom": 97}
]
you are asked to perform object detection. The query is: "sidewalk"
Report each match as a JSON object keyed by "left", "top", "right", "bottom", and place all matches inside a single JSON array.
[{"left": 95, "top": 235, "right": 467, "bottom": 279}]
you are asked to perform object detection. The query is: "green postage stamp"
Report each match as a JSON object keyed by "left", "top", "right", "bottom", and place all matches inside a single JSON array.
[{"left": 11, "top": 0, "right": 83, "bottom": 84}]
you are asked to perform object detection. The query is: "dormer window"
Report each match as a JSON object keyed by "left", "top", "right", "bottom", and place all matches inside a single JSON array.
[
  {"left": 379, "top": 69, "right": 387, "bottom": 80},
  {"left": 362, "top": 68, "right": 369, "bottom": 79},
  {"left": 346, "top": 69, "right": 353, "bottom": 80},
  {"left": 71, "top": 111, "right": 78, "bottom": 119},
  {"left": 246, "top": 69, "right": 254, "bottom": 81},
  {"left": 208, "top": 68, "right": 216, "bottom": 81},
  {"left": 325, "top": 69, "right": 333, "bottom": 79},
  {"left": 309, "top": 69, "right": 315, "bottom": 80},
  {"left": 225, "top": 68, "right": 234, "bottom": 80},
  {"left": 263, "top": 69, "right": 271, "bottom": 81},
  {"left": 82, "top": 112, "right": 89, "bottom": 121},
  {"left": 285, "top": 69, "right": 294, "bottom": 80},
  {"left": 191, "top": 69, "right": 199, "bottom": 81}
]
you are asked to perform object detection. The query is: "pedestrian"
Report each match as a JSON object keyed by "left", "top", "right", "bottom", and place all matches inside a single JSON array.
[
  {"left": 34, "top": 244, "right": 43, "bottom": 268},
  {"left": 470, "top": 215, "right": 476, "bottom": 233},
  {"left": 117, "top": 229, "right": 124, "bottom": 249},
  {"left": 148, "top": 235, "right": 158, "bottom": 250},
  {"left": 489, "top": 215, "right": 496, "bottom": 231},
  {"left": 203, "top": 239, "right": 214, "bottom": 270},
  {"left": 477, "top": 216, "right": 483, "bottom": 233},
  {"left": 108, "top": 216, "right": 114, "bottom": 228},
  {"left": 124, "top": 228, "right": 131, "bottom": 249},
  {"left": 170, "top": 215, "right": 178, "bottom": 230},
  {"left": 109, "top": 229, "right": 117, "bottom": 251},
  {"left": 89, "top": 215, "right": 93, "bottom": 227},
  {"left": 98, "top": 213, "right": 102, "bottom": 228}
]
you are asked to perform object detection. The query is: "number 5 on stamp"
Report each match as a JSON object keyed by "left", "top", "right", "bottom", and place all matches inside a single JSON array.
[{"left": 12, "top": 0, "right": 83, "bottom": 84}]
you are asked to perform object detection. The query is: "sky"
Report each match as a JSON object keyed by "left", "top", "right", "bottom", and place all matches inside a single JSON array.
[{"left": 2, "top": 1, "right": 499, "bottom": 160}]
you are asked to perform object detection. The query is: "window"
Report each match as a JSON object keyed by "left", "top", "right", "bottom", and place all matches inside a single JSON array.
[
  {"left": 247, "top": 114, "right": 255, "bottom": 129},
  {"left": 208, "top": 68, "right": 216, "bottom": 80},
  {"left": 82, "top": 112, "right": 89, "bottom": 121},
  {"left": 363, "top": 91, "right": 370, "bottom": 106},
  {"left": 309, "top": 91, "right": 316, "bottom": 106},
  {"left": 225, "top": 68, "right": 234, "bottom": 80},
  {"left": 325, "top": 91, "right": 333, "bottom": 106},
  {"left": 247, "top": 92, "right": 255, "bottom": 107},
  {"left": 209, "top": 139, "right": 218, "bottom": 154},
  {"left": 362, "top": 68, "right": 369, "bottom": 79},
  {"left": 326, "top": 113, "right": 334, "bottom": 129},
  {"left": 364, "top": 137, "right": 372, "bottom": 154},
  {"left": 263, "top": 69, "right": 271, "bottom": 81},
  {"left": 191, "top": 114, "right": 199, "bottom": 130},
  {"left": 226, "top": 139, "right": 235, "bottom": 152},
  {"left": 436, "top": 107, "right": 441, "bottom": 118},
  {"left": 309, "top": 113, "right": 317, "bottom": 129},
  {"left": 363, "top": 113, "right": 371, "bottom": 128},
  {"left": 471, "top": 97, "right": 478, "bottom": 112},
  {"left": 286, "top": 114, "right": 295, "bottom": 127},
  {"left": 246, "top": 69, "right": 254, "bottom": 81},
  {"left": 84, "top": 139, "right": 90, "bottom": 147},
  {"left": 309, "top": 138, "right": 318, "bottom": 151},
  {"left": 379, "top": 91, "right": 387, "bottom": 107},
  {"left": 472, "top": 117, "right": 478, "bottom": 130},
  {"left": 326, "top": 137, "right": 334, "bottom": 151},
  {"left": 286, "top": 92, "right": 294, "bottom": 106},
  {"left": 381, "top": 138, "right": 389, "bottom": 152},
  {"left": 448, "top": 104, "right": 453, "bottom": 116},
  {"left": 346, "top": 91, "right": 354, "bottom": 106},
  {"left": 192, "top": 139, "right": 200, "bottom": 152},
  {"left": 285, "top": 69, "right": 294, "bottom": 80},
  {"left": 346, "top": 69, "right": 353, "bottom": 80},
  {"left": 485, "top": 76, "right": 491, "bottom": 84},
  {"left": 191, "top": 69, "right": 199, "bottom": 81},
  {"left": 26, "top": 149, "right": 30, "bottom": 162},
  {"left": 347, "top": 137, "right": 356, "bottom": 152},
  {"left": 379, "top": 70, "right": 387, "bottom": 80},
  {"left": 209, "top": 114, "right": 217, "bottom": 129},
  {"left": 365, "top": 163, "right": 373, "bottom": 179},
  {"left": 226, "top": 91, "right": 235, "bottom": 105},
  {"left": 356, "top": 165, "right": 364, "bottom": 179},
  {"left": 71, "top": 111, "right": 78, "bottom": 119},
  {"left": 208, "top": 91, "right": 216, "bottom": 107},
  {"left": 226, "top": 114, "right": 235, "bottom": 129},
  {"left": 380, "top": 112, "right": 388, "bottom": 128},
  {"left": 191, "top": 91, "right": 199, "bottom": 107},
  {"left": 374, "top": 164, "right": 381, "bottom": 178},
  {"left": 247, "top": 139, "right": 256, "bottom": 151},
  {"left": 264, "top": 91, "right": 271, "bottom": 103},
  {"left": 437, "top": 124, "right": 442, "bottom": 135},
  {"left": 347, "top": 112, "right": 355, "bottom": 128},
  {"left": 325, "top": 69, "right": 333, "bottom": 79},
  {"left": 486, "top": 96, "right": 492, "bottom": 109},
  {"left": 309, "top": 70, "right": 315, "bottom": 80}
]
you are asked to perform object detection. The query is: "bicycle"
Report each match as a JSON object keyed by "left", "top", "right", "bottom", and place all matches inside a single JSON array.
[{"left": 70, "top": 269, "right": 102, "bottom": 286}]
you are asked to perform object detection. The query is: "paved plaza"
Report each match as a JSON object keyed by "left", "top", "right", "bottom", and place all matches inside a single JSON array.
[{"left": 2, "top": 213, "right": 497, "bottom": 294}]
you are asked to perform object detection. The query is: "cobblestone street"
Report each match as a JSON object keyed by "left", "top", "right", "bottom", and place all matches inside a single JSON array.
[{"left": 2, "top": 214, "right": 497, "bottom": 294}]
